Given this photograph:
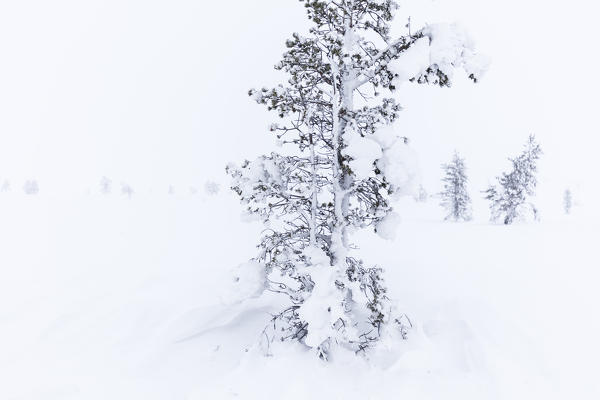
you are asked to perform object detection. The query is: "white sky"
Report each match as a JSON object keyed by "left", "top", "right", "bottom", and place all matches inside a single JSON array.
[{"left": 0, "top": 0, "right": 598, "bottom": 213}]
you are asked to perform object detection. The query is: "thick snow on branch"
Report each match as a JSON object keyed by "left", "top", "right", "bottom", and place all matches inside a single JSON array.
[
  {"left": 389, "top": 23, "right": 489, "bottom": 86},
  {"left": 297, "top": 247, "right": 352, "bottom": 348},
  {"left": 375, "top": 211, "right": 402, "bottom": 240},
  {"left": 424, "top": 23, "right": 489, "bottom": 81},
  {"left": 387, "top": 37, "right": 431, "bottom": 83},
  {"left": 343, "top": 127, "right": 383, "bottom": 180},
  {"left": 239, "top": 158, "right": 282, "bottom": 194},
  {"left": 227, "top": 156, "right": 284, "bottom": 207},
  {"left": 343, "top": 125, "right": 420, "bottom": 198},
  {"left": 374, "top": 126, "right": 420, "bottom": 197}
]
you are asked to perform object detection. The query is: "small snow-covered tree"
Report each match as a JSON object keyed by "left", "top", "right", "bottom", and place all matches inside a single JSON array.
[
  {"left": 228, "top": 0, "right": 486, "bottom": 359},
  {"left": 439, "top": 152, "right": 472, "bottom": 221},
  {"left": 415, "top": 184, "right": 428, "bottom": 203},
  {"left": 100, "top": 176, "right": 112, "bottom": 194},
  {"left": 121, "top": 183, "right": 133, "bottom": 199},
  {"left": 204, "top": 181, "right": 220, "bottom": 196},
  {"left": 23, "top": 180, "right": 39, "bottom": 195},
  {"left": 563, "top": 188, "right": 572, "bottom": 215},
  {"left": 1, "top": 180, "right": 9, "bottom": 192},
  {"left": 484, "top": 135, "right": 542, "bottom": 224}
]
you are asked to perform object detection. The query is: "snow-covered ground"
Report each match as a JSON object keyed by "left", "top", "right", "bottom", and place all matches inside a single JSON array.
[{"left": 1, "top": 191, "right": 598, "bottom": 399}]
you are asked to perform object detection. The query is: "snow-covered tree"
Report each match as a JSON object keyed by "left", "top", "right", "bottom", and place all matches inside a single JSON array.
[
  {"left": 23, "top": 180, "right": 39, "bottom": 195},
  {"left": 1, "top": 180, "right": 9, "bottom": 192},
  {"left": 204, "top": 181, "right": 220, "bottom": 196},
  {"left": 121, "top": 183, "right": 133, "bottom": 199},
  {"left": 100, "top": 176, "right": 112, "bottom": 194},
  {"left": 563, "top": 188, "right": 572, "bottom": 215},
  {"left": 439, "top": 152, "right": 472, "bottom": 221},
  {"left": 415, "top": 184, "right": 428, "bottom": 203},
  {"left": 228, "top": 0, "right": 486, "bottom": 359},
  {"left": 484, "top": 135, "right": 542, "bottom": 224}
]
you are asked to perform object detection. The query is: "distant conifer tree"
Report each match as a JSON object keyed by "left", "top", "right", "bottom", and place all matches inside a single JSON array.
[
  {"left": 484, "top": 135, "right": 542, "bottom": 224},
  {"left": 440, "top": 152, "right": 472, "bottom": 221},
  {"left": 563, "top": 189, "right": 572, "bottom": 215}
]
